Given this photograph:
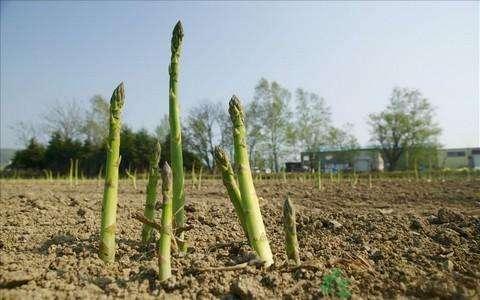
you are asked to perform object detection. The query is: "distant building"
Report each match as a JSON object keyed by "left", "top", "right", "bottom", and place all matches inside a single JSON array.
[
  {"left": 438, "top": 148, "right": 480, "bottom": 169},
  {"left": 300, "top": 148, "right": 384, "bottom": 173}
]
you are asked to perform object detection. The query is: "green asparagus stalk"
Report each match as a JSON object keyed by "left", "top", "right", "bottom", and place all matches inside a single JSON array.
[
  {"left": 213, "top": 146, "right": 249, "bottom": 241},
  {"left": 99, "top": 82, "right": 125, "bottom": 263},
  {"left": 283, "top": 196, "right": 300, "bottom": 266},
  {"left": 197, "top": 164, "right": 203, "bottom": 190},
  {"left": 169, "top": 21, "right": 187, "bottom": 253},
  {"left": 69, "top": 158, "right": 74, "bottom": 187},
  {"left": 74, "top": 158, "right": 79, "bottom": 186},
  {"left": 369, "top": 173, "right": 372, "bottom": 189},
  {"left": 229, "top": 96, "right": 273, "bottom": 266},
  {"left": 191, "top": 161, "right": 197, "bottom": 188},
  {"left": 141, "top": 141, "right": 161, "bottom": 245},
  {"left": 158, "top": 162, "right": 173, "bottom": 281},
  {"left": 126, "top": 168, "right": 137, "bottom": 190}
]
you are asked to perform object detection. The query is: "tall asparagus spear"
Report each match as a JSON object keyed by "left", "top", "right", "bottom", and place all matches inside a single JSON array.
[
  {"left": 141, "top": 141, "right": 161, "bottom": 245},
  {"left": 283, "top": 196, "right": 300, "bottom": 266},
  {"left": 168, "top": 21, "right": 187, "bottom": 253},
  {"left": 213, "top": 146, "right": 249, "bottom": 241},
  {"left": 229, "top": 96, "right": 273, "bottom": 266},
  {"left": 99, "top": 82, "right": 125, "bottom": 263},
  {"left": 158, "top": 162, "right": 173, "bottom": 281}
]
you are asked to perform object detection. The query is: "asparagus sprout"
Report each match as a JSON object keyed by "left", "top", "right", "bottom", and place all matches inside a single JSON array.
[
  {"left": 141, "top": 141, "right": 161, "bottom": 245},
  {"left": 99, "top": 82, "right": 125, "bottom": 263},
  {"left": 158, "top": 162, "right": 173, "bottom": 281},
  {"left": 283, "top": 196, "right": 300, "bottom": 266},
  {"left": 229, "top": 95, "right": 273, "bottom": 266},
  {"left": 168, "top": 21, "right": 187, "bottom": 253}
]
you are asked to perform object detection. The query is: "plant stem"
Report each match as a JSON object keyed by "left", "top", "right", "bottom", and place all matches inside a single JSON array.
[
  {"left": 158, "top": 162, "right": 173, "bottom": 281},
  {"left": 69, "top": 158, "right": 73, "bottom": 187},
  {"left": 229, "top": 96, "right": 273, "bottom": 267},
  {"left": 74, "top": 159, "right": 79, "bottom": 186},
  {"left": 99, "top": 82, "right": 125, "bottom": 263},
  {"left": 213, "top": 146, "right": 249, "bottom": 242},
  {"left": 141, "top": 141, "right": 161, "bottom": 245},
  {"left": 197, "top": 165, "right": 203, "bottom": 190},
  {"left": 169, "top": 21, "right": 187, "bottom": 253},
  {"left": 283, "top": 196, "right": 300, "bottom": 266}
]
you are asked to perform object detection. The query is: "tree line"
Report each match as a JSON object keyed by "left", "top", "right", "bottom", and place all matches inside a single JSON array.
[{"left": 5, "top": 78, "right": 441, "bottom": 175}]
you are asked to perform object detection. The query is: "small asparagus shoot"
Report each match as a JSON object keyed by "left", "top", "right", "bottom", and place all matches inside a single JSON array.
[
  {"left": 141, "top": 141, "right": 161, "bottom": 245},
  {"left": 158, "top": 162, "right": 173, "bottom": 281},
  {"left": 99, "top": 82, "right": 125, "bottom": 263},
  {"left": 213, "top": 146, "right": 249, "bottom": 241},
  {"left": 229, "top": 95, "right": 273, "bottom": 266},
  {"left": 283, "top": 196, "right": 300, "bottom": 266}
]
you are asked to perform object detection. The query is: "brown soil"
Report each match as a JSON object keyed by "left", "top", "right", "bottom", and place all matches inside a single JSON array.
[{"left": 1, "top": 178, "right": 479, "bottom": 299}]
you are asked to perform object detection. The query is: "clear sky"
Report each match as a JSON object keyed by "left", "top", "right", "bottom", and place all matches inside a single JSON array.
[{"left": 1, "top": 1, "right": 478, "bottom": 149}]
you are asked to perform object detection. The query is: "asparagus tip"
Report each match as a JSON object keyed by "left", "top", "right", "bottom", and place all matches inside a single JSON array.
[{"left": 228, "top": 95, "right": 244, "bottom": 122}]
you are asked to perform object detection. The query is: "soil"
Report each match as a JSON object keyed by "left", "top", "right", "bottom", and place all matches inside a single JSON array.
[{"left": 0, "top": 178, "right": 479, "bottom": 299}]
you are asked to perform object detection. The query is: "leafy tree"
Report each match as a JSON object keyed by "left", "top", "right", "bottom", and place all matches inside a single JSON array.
[
  {"left": 155, "top": 114, "right": 170, "bottom": 143},
  {"left": 244, "top": 99, "right": 265, "bottom": 170},
  {"left": 83, "top": 95, "right": 109, "bottom": 145},
  {"left": 43, "top": 132, "right": 83, "bottom": 173},
  {"left": 10, "top": 138, "right": 45, "bottom": 170},
  {"left": 368, "top": 87, "right": 441, "bottom": 171},
  {"left": 294, "top": 88, "right": 332, "bottom": 152},
  {"left": 325, "top": 123, "right": 360, "bottom": 166},
  {"left": 254, "top": 78, "right": 293, "bottom": 172}
]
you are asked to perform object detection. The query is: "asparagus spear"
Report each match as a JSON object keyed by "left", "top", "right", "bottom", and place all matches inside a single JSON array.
[
  {"left": 213, "top": 146, "right": 249, "bottom": 241},
  {"left": 158, "top": 162, "right": 173, "bottom": 281},
  {"left": 168, "top": 21, "right": 187, "bottom": 253},
  {"left": 99, "top": 82, "right": 125, "bottom": 263},
  {"left": 229, "top": 95, "right": 273, "bottom": 266},
  {"left": 283, "top": 196, "right": 300, "bottom": 266},
  {"left": 141, "top": 141, "right": 161, "bottom": 245}
]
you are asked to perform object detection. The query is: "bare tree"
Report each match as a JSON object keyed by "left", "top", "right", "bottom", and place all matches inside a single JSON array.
[
  {"left": 9, "top": 121, "right": 41, "bottom": 147},
  {"left": 42, "top": 100, "right": 85, "bottom": 140},
  {"left": 184, "top": 102, "right": 220, "bottom": 170}
]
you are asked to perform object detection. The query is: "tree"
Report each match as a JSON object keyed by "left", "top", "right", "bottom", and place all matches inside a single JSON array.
[
  {"left": 244, "top": 99, "right": 265, "bottom": 170},
  {"left": 83, "top": 95, "right": 109, "bottom": 145},
  {"left": 42, "top": 100, "right": 85, "bottom": 140},
  {"left": 294, "top": 88, "right": 331, "bottom": 152},
  {"left": 368, "top": 87, "right": 441, "bottom": 171},
  {"left": 10, "top": 138, "right": 45, "bottom": 170},
  {"left": 184, "top": 102, "right": 220, "bottom": 170},
  {"left": 254, "top": 78, "right": 292, "bottom": 172},
  {"left": 9, "top": 121, "right": 42, "bottom": 147},
  {"left": 325, "top": 123, "right": 360, "bottom": 166},
  {"left": 155, "top": 114, "right": 170, "bottom": 144},
  {"left": 43, "top": 132, "right": 83, "bottom": 173}
]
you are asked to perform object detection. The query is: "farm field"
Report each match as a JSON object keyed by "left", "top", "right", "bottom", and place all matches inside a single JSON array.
[{"left": 0, "top": 178, "right": 479, "bottom": 299}]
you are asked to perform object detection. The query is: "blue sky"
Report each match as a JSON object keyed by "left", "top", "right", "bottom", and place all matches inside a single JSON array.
[{"left": 1, "top": 1, "right": 478, "bottom": 149}]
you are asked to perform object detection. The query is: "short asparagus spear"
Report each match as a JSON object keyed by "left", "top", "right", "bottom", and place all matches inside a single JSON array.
[
  {"left": 69, "top": 158, "right": 74, "bottom": 187},
  {"left": 99, "top": 82, "right": 125, "bottom": 263},
  {"left": 158, "top": 162, "right": 173, "bottom": 281},
  {"left": 168, "top": 21, "right": 187, "bottom": 253},
  {"left": 283, "top": 196, "right": 300, "bottom": 266},
  {"left": 213, "top": 146, "right": 249, "bottom": 241},
  {"left": 229, "top": 96, "right": 273, "bottom": 266},
  {"left": 141, "top": 141, "right": 161, "bottom": 245}
]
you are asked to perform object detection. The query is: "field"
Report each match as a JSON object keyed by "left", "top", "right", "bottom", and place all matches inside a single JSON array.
[{"left": 1, "top": 177, "right": 479, "bottom": 299}]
